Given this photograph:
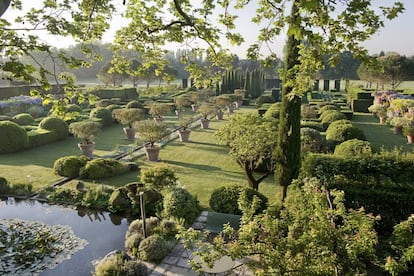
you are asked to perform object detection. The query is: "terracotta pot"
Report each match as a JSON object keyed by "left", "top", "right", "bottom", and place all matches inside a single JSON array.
[
  {"left": 216, "top": 110, "right": 224, "bottom": 120},
  {"left": 144, "top": 145, "right": 160, "bottom": 161},
  {"left": 407, "top": 135, "right": 414, "bottom": 144},
  {"left": 379, "top": 116, "right": 386, "bottom": 124},
  {"left": 123, "top": 127, "right": 136, "bottom": 140},
  {"left": 227, "top": 106, "right": 234, "bottom": 114},
  {"left": 178, "top": 129, "right": 191, "bottom": 142},
  {"left": 200, "top": 118, "right": 210, "bottom": 129},
  {"left": 78, "top": 142, "right": 94, "bottom": 158},
  {"left": 394, "top": 125, "right": 403, "bottom": 135}
]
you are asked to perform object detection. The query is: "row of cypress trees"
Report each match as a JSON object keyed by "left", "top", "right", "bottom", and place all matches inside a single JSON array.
[{"left": 219, "top": 69, "right": 265, "bottom": 98}]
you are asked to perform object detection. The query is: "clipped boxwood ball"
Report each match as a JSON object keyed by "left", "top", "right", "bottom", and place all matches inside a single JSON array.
[
  {"left": 39, "top": 117, "right": 69, "bottom": 140},
  {"left": 162, "top": 187, "right": 200, "bottom": 225},
  {"left": 90, "top": 107, "right": 112, "bottom": 126},
  {"left": 138, "top": 235, "right": 171, "bottom": 262},
  {"left": 53, "top": 155, "right": 89, "bottom": 177},
  {"left": 321, "top": 111, "right": 347, "bottom": 129},
  {"left": 0, "top": 121, "right": 28, "bottom": 153},
  {"left": 13, "top": 113, "right": 35, "bottom": 125},
  {"left": 66, "top": 104, "right": 83, "bottom": 113},
  {"left": 334, "top": 139, "right": 374, "bottom": 157},
  {"left": 79, "top": 158, "right": 130, "bottom": 179},
  {"left": 209, "top": 184, "right": 268, "bottom": 215},
  {"left": 326, "top": 124, "right": 366, "bottom": 144}
]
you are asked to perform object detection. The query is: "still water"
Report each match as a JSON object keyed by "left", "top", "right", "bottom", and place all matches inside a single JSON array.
[{"left": 0, "top": 197, "right": 129, "bottom": 276}]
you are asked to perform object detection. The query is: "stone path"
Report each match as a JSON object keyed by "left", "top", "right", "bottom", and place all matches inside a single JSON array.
[{"left": 143, "top": 211, "right": 253, "bottom": 276}]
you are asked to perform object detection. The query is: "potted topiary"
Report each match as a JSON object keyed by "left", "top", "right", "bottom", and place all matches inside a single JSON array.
[
  {"left": 174, "top": 96, "right": 190, "bottom": 118},
  {"left": 148, "top": 103, "right": 170, "bottom": 123},
  {"left": 113, "top": 108, "right": 145, "bottom": 140},
  {"left": 368, "top": 104, "right": 387, "bottom": 124},
  {"left": 133, "top": 120, "right": 169, "bottom": 161},
  {"left": 69, "top": 121, "right": 101, "bottom": 158},
  {"left": 402, "top": 125, "right": 414, "bottom": 144},
  {"left": 177, "top": 116, "right": 193, "bottom": 142},
  {"left": 389, "top": 116, "right": 410, "bottom": 135},
  {"left": 197, "top": 103, "right": 214, "bottom": 129}
]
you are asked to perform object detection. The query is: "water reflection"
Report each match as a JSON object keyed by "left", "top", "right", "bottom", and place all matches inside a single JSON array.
[{"left": 0, "top": 197, "right": 129, "bottom": 276}]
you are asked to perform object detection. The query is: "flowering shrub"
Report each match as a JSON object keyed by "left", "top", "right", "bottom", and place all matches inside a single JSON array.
[{"left": 0, "top": 95, "right": 45, "bottom": 117}]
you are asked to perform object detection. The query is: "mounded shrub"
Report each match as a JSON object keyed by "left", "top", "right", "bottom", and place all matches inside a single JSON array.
[
  {"left": 0, "top": 176, "right": 10, "bottom": 194},
  {"left": 125, "top": 233, "right": 143, "bottom": 257},
  {"left": 326, "top": 123, "right": 366, "bottom": 145},
  {"left": 66, "top": 104, "right": 83, "bottom": 113},
  {"left": 162, "top": 187, "right": 200, "bottom": 225},
  {"left": 13, "top": 113, "right": 35, "bottom": 125},
  {"left": 0, "top": 121, "right": 29, "bottom": 153},
  {"left": 209, "top": 184, "right": 268, "bottom": 215},
  {"left": 301, "top": 127, "right": 327, "bottom": 153},
  {"left": 334, "top": 139, "right": 374, "bottom": 157},
  {"left": 108, "top": 187, "right": 132, "bottom": 213},
  {"left": 127, "top": 217, "right": 160, "bottom": 239},
  {"left": 27, "top": 129, "right": 60, "bottom": 148},
  {"left": 321, "top": 111, "right": 347, "bottom": 129},
  {"left": 94, "top": 99, "right": 112, "bottom": 108},
  {"left": 140, "top": 163, "right": 178, "bottom": 190},
  {"left": 79, "top": 158, "right": 131, "bottom": 179},
  {"left": 126, "top": 100, "right": 144, "bottom": 109},
  {"left": 263, "top": 103, "right": 281, "bottom": 119},
  {"left": 94, "top": 253, "right": 148, "bottom": 276},
  {"left": 89, "top": 107, "right": 113, "bottom": 127},
  {"left": 138, "top": 235, "right": 172, "bottom": 262},
  {"left": 39, "top": 116, "right": 69, "bottom": 140},
  {"left": 326, "top": 119, "right": 353, "bottom": 130},
  {"left": 53, "top": 155, "right": 89, "bottom": 178},
  {"left": 0, "top": 115, "right": 12, "bottom": 121},
  {"left": 318, "top": 104, "right": 339, "bottom": 114}
]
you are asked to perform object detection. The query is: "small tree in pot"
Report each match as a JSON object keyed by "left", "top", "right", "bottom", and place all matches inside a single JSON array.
[
  {"left": 178, "top": 116, "right": 193, "bottom": 142},
  {"left": 69, "top": 121, "right": 101, "bottom": 158},
  {"left": 197, "top": 103, "right": 214, "bottom": 129},
  {"left": 113, "top": 108, "right": 145, "bottom": 140},
  {"left": 133, "top": 120, "right": 169, "bottom": 161},
  {"left": 148, "top": 103, "right": 170, "bottom": 122},
  {"left": 174, "top": 95, "right": 190, "bottom": 118}
]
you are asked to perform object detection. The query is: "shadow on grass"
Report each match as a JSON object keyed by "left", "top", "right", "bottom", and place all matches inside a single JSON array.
[{"left": 163, "top": 159, "right": 221, "bottom": 171}]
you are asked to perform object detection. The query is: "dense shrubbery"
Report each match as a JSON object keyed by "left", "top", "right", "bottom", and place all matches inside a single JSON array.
[
  {"left": 53, "top": 155, "right": 90, "bottom": 177},
  {"left": 209, "top": 184, "right": 268, "bottom": 215},
  {"left": 318, "top": 104, "right": 339, "bottom": 114},
  {"left": 140, "top": 163, "right": 178, "bottom": 190},
  {"left": 13, "top": 113, "right": 35, "bottom": 125},
  {"left": 138, "top": 235, "right": 173, "bottom": 262},
  {"left": 162, "top": 187, "right": 200, "bottom": 225},
  {"left": 325, "top": 122, "right": 366, "bottom": 144},
  {"left": 66, "top": 104, "right": 83, "bottom": 113},
  {"left": 89, "top": 107, "right": 112, "bottom": 126},
  {"left": 94, "top": 253, "right": 148, "bottom": 276},
  {"left": 263, "top": 103, "right": 280, "bottom": 119},
  {"left": 334, "top": 139, "right": 373, "bottom": 157},
  {"left": 94, "top": 99, "right": 112, "bottom": 107},
  {"left": 255, "top": 95, "right": 275, "bottom": 107},
  {"left": 300, "top": 127, "right": 327, "bottom": 153},
  {"left": 0, "top": 121, "right": 28, "bottom": 153},
  {"left": 320, "top": 110, "right": 347, "bottom": 129},
  {"left": 79, "top": 158, "right": 134, "bottom": 179},
  {"left": 39, "top": 117, "right": 69, "bottom": 140}
]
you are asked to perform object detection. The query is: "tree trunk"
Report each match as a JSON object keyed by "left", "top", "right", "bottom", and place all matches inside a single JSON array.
[{"left": 274, "top": 0, "right": 302, "bottom": 201}]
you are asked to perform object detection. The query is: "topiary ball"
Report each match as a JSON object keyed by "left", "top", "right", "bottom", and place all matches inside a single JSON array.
[
  {"left": 326, "top": 123, "right": 366, "bottom": 145},
  {"left": 90, "top": 107, "right": 113, "bottom": 126},
  {"left": 334, "top": 139, "right": 374, "bottom": 157},
  {"left": 108, "top": 187, "right": 132, "bottom": 213},
  {"left": 321, "top": 111, "right": 347, "bottom": 129},
  {"left": 39, "top": 117, "right": 69, "bottom": 140},
  {"left": 0, "top": 121, "right": 28, "bottom": 153},
  {"left": 66, "top": 104, "right": 83, "bottom": 113},
  {"left": 162, "top": 187, "right": 200, "bottom": 226},
  {"left": 138, "top": 235, "right": 171, "bottom": 262},
  {"left": 13, "top": 113, "right": 35, "bottom": 125},
  {"left": 53, "top": 155, "right": 89, "bottom": 177},
  {"left": 79, "top": 158, "right": 130, "bottom": 179},
  {"left": 209, "top": 184, "right": 268, "bottom": 215},
  {"left": 300, "top": 127, "right": 327, "bottom": 153}
]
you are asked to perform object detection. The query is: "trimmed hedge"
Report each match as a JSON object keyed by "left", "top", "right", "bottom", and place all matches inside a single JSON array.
[
  {"left": 13, "top": 113, "right": 35, "bottom": 125},
  {"left": 334, "top": 139, "right": 373, "bottom": 157},
  {"left": 209, "top": 184, "right": 268, "bottom": 215},
  {"left": 90, "top": 88, "right": 138, "bottom": 100},
  {"left": 352, "top": 99, "right": 372, "bottom": 113},
  {"left": 53, "top": 155, "right": 90, "bottom": 178},
  {"left": 79, "top": 158, "right": 133, "bottom": 179},
  {"left": 0, "top": 121, "right": 28, "bottom": 153},
  {"left": 27, "top": 129, "right": 61, "bottom": 148}
]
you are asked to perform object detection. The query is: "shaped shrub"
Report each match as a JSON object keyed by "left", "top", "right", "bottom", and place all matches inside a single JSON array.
[
  {"left": 318, "top": 104, "right": 339, "bottom": 114},
  {"left": 90, "top": 107, "right": 112, "bottom": 126},
  {"left": 321, "top": 111, "right": 347, "bottom": 129},
  {"left": 162, "top": 187, "right": 200, "bottom": 225},
  {"left": 66, "top": 104, "right": 82, "bottom": 113},
  {"left": 300, "top": 127, "right": 327, "bottom": 153},
  {"left": 209, "top": 184, "right": 268, "bottom": 215},
  {"left": 79, "top": 158, "right": 131, "bottom": 179},
  {"left": 108, "top": 187, "right": 132, "bottom": 213},
  {"left": 126, "top": 100, "right": 144, "bottom": 109},
  {"left": 326, "top": 123, "right": 366, "bottom": 144},
  {"left": 127, "top": 217, "right": 160, "bottom": 239},
  {"left": 94, "top": 253, "right": 148, "bottom": 276},
  {"left": 13, "top": 113, "right": 34, "bottom": 125},
  {"left": 140, "top": 163, "right": 178, "bottom": 190},
  {"left": 39, "top": 117, "right": 69, "bottom": 140},
  {"left": 94, "top": 99, "right": 112, "bottom": 108},
  {"left": 138, "top": 235, "right": 172, "bottom": 262},
  {"left": 263, "top": 103, "right": 281, "bottom": 119},
  {"left": 53, "top": 155, "right": 89, "bottom": 178},
  {"left": 0, "top": 121, "right": 28, "bottom": 153},
  {"left": 334, "top": 139, "right": 373, "bottom": 157}
]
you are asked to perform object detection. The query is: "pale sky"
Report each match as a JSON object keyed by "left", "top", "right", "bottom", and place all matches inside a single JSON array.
[{"left": 2, "top": 0, "right": 414, "bottom": 59}]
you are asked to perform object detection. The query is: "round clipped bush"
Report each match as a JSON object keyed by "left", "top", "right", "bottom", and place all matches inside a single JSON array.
[
  {"left": 125, "top": 233, "right": 143, "bottom": 257},
  {"left": 326, "top": 123, "right": 366, "bottom": 144},
  {"left": 0, "top": 176, "right": 10, "bottom": 194},
  {"left": 300, "top": 127, "right": 327, "bottom": 153},
  {"left": 162, "top": 187, "right": 200, "bottom": 225},
  {"left": 127, "top": 217, "right": 160, "bottom": 239},
  {"left": 126, "top": 100, "right": 144, "bottom": 109},
  {"left": 90, "top": 107, "right": 113, "bottom": 126},
  {"left": 209, "top": 184, "right": 268, "bottom": 215},
  {"left": 326, "top": 119, "right": 353, "bottom": 130},
  {"left": 79, "top": 158, "right": 130, "bottom": 179},
  {"left": 94, "top": 253, "right": 148, "bottom": 276},
  {"left": 334, "top": 139, "right": 374, "bottom": 157},
  {"left": 140, "top": 163, "right": 178, "bottom": 190},
  {"left": 108, "top": 187, "right": 132, "bottom": 213},
  {"left": 0, "top": 121, "right": 29, "bottom": 153},
  {"left": 318, "top": 104, "right": 339, "bottom": 114},
  {"left": 39, "top": 116, "right": 69, "bottom": 140},
  {"left": 66, "top": 104, "right": 82, "bottom": 113},
  {"left": 263, "top": 103, "right": 281, "bottom": 119},
  {"left": 121, "top": 259, "right": 148, "bottom": 275},
  {"left": 13, "top": 113, "right": 35, "bottom": 125},
  {"left": 53, "top": 155, "right": 89, "bottom": 177},
  {"left": 138, "top": 235, "right": 171, "bottom": 262},
  {"left": 321, "top": 111, "right": 347, "bottom": 129}
]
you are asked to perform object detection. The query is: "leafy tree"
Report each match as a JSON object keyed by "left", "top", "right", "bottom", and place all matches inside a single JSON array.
[
  {"left": 97, "top": 61, "right": 128, "bottom": 86},
  {"left": 215, "top": 113, "right": 278, "bottom": 190}
]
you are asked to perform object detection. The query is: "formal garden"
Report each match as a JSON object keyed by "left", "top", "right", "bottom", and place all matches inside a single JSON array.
[{"left": 0, "top": 78, "right": 413, "bottom": 275}]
